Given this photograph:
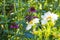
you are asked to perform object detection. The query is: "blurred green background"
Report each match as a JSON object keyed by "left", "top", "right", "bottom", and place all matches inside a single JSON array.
[{"left": 0, "top": 0, "right": 60, "bottom": 40}]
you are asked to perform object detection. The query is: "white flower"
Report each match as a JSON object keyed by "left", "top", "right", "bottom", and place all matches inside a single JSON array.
[
  {"left": 41, "top": 11, "right": 58, "bottom": 25},
  {"left": 26, "top": 18, "right": 39, "bottom": 30},
  {"left": 26, "top": 24, "right": 33, "bottom": 30},
  {"left": 41, "top": 20, "right": 47, "bottom": 25},
  {"left": 41, "top": 11, "right": 52, "bottom": 20},
  {"left": 51, "top": 13, "right": 58, "bottom": 21},
  {"left": 32, "top": 18, "right": 40, "bottom": 24}
]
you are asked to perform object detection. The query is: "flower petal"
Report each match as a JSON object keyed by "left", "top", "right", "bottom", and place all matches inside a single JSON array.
[{"left": 26, "top": 24, "right": 33, "bottom": 30}]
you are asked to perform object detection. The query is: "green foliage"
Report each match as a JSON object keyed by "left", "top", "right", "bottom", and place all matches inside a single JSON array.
[{"left": 0, "top": 0, "right": 60, "bottom": 40}]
